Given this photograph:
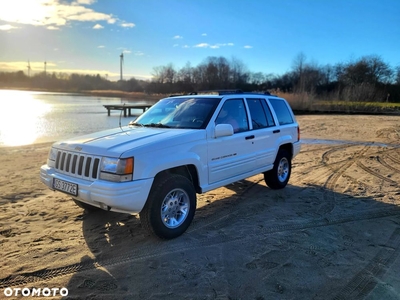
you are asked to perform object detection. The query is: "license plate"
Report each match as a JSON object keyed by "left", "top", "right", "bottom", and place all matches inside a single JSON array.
[{"left": 53, "top": 178, "right": 78, "bottom": 196}]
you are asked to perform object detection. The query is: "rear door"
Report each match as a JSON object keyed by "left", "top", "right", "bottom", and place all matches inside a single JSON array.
[{"left": 245, "top": 98, "right": 280, "bottom": 168}]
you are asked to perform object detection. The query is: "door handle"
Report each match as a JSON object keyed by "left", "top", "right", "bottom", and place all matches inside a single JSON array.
[
  {"left": 273, "top": 130, "right": 280, "bottom": 134},
  {"left": 245, "top": 135, "right": 255, "bottom": 140}
]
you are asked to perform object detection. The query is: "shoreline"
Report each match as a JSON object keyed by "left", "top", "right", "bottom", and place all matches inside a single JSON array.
[
  {"left": 2, "top": 113, "right": 400, "bottom": 149},
  {"left": 1, "top": 88, "right": 399, "bottom": 115}
]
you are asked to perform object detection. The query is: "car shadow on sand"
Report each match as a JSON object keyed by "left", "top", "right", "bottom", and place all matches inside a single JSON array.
[{"left": 61, "top": 179, "right": 400, "bottom": 300}]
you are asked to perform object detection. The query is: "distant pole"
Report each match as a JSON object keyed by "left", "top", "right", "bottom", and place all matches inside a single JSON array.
[
  {"left": 27, "top": 60, "right": 31, "bottom": 77},
  {"left": 44, "top": 61, "right": 47, "bottom": 75},
  {"left": 120, "top": 53, "right": 124, "bottom": 81}
]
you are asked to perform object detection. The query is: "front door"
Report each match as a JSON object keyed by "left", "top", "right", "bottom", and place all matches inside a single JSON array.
[{"left": 207, "top": 99, "right": 256, "bottom": 184}]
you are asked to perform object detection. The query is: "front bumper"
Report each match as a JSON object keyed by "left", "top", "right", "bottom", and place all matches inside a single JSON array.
[{"left": 40, "top": 164, "right": 153, "bottom": 214}]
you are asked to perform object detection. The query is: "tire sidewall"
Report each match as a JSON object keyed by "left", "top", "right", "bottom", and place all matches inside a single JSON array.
[
  {"left": 145, "top": 174, "right": 196, "bottom": 239},
  {"left": 265, "top": 149, "right": 291, "bottom": 189}
]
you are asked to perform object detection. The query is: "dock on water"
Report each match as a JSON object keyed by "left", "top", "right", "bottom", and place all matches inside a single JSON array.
[{"left": 103, "top": 104, "right": 152, "bottom": 117}]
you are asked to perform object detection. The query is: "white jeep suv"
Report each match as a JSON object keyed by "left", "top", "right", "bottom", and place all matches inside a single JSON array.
[{"left": 40, "top": 91, "right": 301, "bottom": 239}]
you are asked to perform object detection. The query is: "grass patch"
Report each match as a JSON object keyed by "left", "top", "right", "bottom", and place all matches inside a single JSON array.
[{"left": 275, "top": 92, "right": 400, "bottom": 115}]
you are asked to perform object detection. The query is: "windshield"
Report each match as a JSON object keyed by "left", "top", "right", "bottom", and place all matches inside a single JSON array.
[{"left": 132, "top": 97, "right": 220, "bottom": 129}]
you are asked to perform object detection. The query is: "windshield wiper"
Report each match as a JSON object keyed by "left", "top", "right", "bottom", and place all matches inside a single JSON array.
[
  {"left": 129, "top": 122, "right": 144, "bottom": 127},
  {"left": 143, "top": 123, "right": 171, "bottom": 128}
]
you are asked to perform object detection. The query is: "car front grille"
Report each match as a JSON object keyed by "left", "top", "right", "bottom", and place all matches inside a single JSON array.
[{"left": 55, "top": 150, "right": 101, "bottom": 180}]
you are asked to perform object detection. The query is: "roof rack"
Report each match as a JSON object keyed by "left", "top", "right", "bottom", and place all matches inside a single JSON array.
[
  {"left": 191, "top": 89, "right": 243, "bottom": 95},
  {"left": 168, "top": 90, "right": 275, "bottom": 96}
]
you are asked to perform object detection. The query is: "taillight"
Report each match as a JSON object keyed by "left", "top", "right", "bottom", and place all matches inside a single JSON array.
[{"left": 297, "top": 126, "right": 300, "bottom": 141}]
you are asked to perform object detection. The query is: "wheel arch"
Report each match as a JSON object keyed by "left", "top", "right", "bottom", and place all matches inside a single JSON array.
[
  {"left": 154, "top": 165, "right": 201, "bottom": 194},
  {"left": 278, "top": 143, "right": 293, "bottom": 159}
]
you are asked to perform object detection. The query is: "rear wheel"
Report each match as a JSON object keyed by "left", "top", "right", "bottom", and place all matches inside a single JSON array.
[
  {"left": 264, "top": 149, "right": 291, "bottom": 189},
  {"left": 139, "top": 174, "right": 196, "bottom": 239}
]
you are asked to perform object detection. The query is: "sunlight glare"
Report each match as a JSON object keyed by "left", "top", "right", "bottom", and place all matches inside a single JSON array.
[
  {"left": 0, "top": 1, "right": 57, "bottom": 26},
  {"left": 0, "top": 91, "right": 52, "bottom": 146}
]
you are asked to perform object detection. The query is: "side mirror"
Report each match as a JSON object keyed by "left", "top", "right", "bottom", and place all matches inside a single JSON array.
[{"left": 215, "top": 124, "right": 234, "bottom": 138}]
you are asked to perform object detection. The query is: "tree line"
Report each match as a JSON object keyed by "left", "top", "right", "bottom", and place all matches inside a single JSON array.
[{"left": 1, "top": 53, "right": 399, "bottom": 102}]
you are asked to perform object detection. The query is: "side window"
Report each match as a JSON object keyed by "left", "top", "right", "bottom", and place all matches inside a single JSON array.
[
  {"left": 216, "top": 99, "right": 249, "bottom": 133},
  {"left": 246, "top": 99, "right": 275, "bottom": 129},
  {"left": 269, "top": 99, "right": 294, "bottom": 125},
  {"left": 261, "top": 100, "right": 275, "bottom": 127}
]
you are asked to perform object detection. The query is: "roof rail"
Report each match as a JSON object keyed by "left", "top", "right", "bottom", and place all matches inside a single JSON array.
[
  {"left": 196, "top": 89, "right": 244, "bottom": 95},
  {"left": 168, "top": 90, "right": 276, "bottom": 97}
]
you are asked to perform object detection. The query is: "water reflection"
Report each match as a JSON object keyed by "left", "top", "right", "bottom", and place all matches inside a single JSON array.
[
  {"left": 0, "top": 90, "right": 52, "bottom": 146},
  {"left": 0, "top": 90, "right": 150, "bottom": 147}
]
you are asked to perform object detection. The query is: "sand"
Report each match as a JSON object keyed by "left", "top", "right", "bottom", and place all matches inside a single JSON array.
[{"left": 1, "top": 114, "right": 399, "bottom": 299}]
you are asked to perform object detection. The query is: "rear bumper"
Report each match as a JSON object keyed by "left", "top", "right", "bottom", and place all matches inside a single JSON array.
[
  {"left": 293, "top": 141, "right": 301, "bottom": 158},
  {"left": 40, "top": 164, "right": 153, "bottom": 214}
]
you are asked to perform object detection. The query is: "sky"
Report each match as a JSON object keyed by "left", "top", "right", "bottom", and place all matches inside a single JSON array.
[{"left": 0, "top": 0, "right": 399, "bottom": 81}]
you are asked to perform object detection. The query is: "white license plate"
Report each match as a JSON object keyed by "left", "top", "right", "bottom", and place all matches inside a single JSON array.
[{"left": 53, "top": 178, "right": 78, "bottom": 196}]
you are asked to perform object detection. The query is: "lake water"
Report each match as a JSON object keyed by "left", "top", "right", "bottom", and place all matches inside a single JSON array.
[{"left": 0, "top": 90, "right": 153, "bottom": 147}]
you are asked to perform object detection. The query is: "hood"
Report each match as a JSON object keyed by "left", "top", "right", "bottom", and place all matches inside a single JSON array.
[{"left": 52, "top": 126, "right": 204, "bottom": 157}]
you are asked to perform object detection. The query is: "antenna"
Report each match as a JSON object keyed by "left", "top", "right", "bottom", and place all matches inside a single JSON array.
[
  {"left": 120, "top": 52, "right": 124, "bottom": 81},
  {"left": 119, "top": 103, "right": 124, "bottom": 130},
  {"left": 119, "top": 103, "right": 129, "bottom": 136},
  {"left": 27, "top": 60, "right": 31, "bottom": 77}
]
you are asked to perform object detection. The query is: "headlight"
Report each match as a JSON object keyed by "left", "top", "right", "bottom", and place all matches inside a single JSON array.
[
  {"left": 100, "top": 157, "right": 134, "bottom": 182},
  {"left": 47, "top": 147, "right": 58, "bottom": 167}
]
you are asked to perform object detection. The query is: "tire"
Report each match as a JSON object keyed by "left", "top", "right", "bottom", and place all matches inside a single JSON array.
[
  {"left": 73, "top": 199, "right": 100, "bottom": 212},
  {"left": 139, "top": 174, "right": 196, "bottom": 239},
  {"left": 264, "top": 149, "right": 291, "bottom": 190}
]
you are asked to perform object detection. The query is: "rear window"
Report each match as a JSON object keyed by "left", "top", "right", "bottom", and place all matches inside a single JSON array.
[{"left": 269, "top": 99, "right": 294, "bottom": 125}]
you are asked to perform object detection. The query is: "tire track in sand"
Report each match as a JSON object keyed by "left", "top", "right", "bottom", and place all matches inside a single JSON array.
[
  {"left": 319, "top": 146, "right": 370, "bottom": 215},
  {"left": 2, "top": 208, "right": 400, "bottom": 288},
  {"left": 332, "top": 228, "right": 400, "bottom": 300}
]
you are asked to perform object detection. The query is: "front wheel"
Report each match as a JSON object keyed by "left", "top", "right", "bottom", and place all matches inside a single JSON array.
[
  {"left": 139, "top": 174, "right": 196, "bottom": 239},
  {"left": 264, "top": 149, "right": 292, "bottom": 189}
]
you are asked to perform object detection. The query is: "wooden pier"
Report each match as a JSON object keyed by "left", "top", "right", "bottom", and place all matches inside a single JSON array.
[{"left": 103, "top": 104, "right": 152, "bottom": 117}]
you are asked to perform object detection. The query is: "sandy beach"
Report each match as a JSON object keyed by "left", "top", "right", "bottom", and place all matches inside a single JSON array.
[{"left": 1, "top": 114, "right": 400, "bottom": 299}]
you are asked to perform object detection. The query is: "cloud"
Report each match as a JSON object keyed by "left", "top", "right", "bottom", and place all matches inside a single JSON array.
[
  {"left": 47, "top": 25, "right": 60, "bottom": 30},
  {"left": 73, "top": 0, "right": 97, "bottom": 4},
  {"left": 244, "top": 45, "right": 253, "bottom": 49},
  {"left": 182, "top": 45, "right": 190, "bottom": 48},
  {"left": 97, "top": 45, "right": 105, "bottom": 48},
  {"left": 0, "top": 0, "right": 119, "bottom": 29},
  {"left": 93, "top": 24, "right": 103, "bottom": 29},
  {"left": 194, "top": 43, "right": 234, "bottom": 49},
  {"left": 173, "top": 35, "right": 183, "bottom": 39},
  {"left": 201, "top": 33, "right": 207, "bottom": 36},
  {"left": 194, "top": 43, "right": 210, "bottom": 48},
  {"left": 0, "top": 24, "right": 17, "bottom": 31},
  {"left": 134, "top": 51, "right": 144, "bottom": 56},
  {"left": 121, "top": 22, "right": 135, "bottom": 28}
]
